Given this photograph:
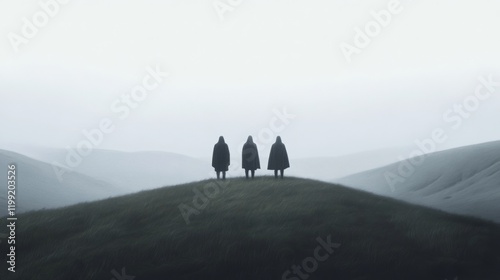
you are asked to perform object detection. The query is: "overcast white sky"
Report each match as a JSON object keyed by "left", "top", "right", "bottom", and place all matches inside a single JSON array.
[{"left": 1, "top": 0, "right": 500, "bottom": 158}]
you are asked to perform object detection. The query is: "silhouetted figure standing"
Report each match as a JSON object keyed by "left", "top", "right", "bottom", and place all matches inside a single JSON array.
[
  {"left": 242, "top": 136, "right": 260, "bottom": 179},
  {"left": 212, "top": 136, "right": 230, "bottom": 180},
  {"left": 267, "top": 136, "right": 290, "bottom": 179}
]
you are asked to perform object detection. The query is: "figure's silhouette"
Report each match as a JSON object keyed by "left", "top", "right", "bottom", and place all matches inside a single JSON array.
[
  {"left": 267, "top": 136, "right": 290, "bottom": 179},
  {"left": 212, "top": 136, "right": 230, "bottom": 180},
  {"left": 242, "top": 136, "right": 260, "bottom": 179}
]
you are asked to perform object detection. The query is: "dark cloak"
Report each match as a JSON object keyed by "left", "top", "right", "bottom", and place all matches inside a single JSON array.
[
  {"left": 267, "top": 136, "right": 290, "bottom": 170},
  {"left": 212, "top": 136, "right": 230, "bottom": 172},
  {"left": 242, "top": 136, "right": 260, "bottom": 170}
]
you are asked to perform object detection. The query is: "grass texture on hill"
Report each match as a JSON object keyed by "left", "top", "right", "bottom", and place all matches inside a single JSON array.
[{"left": 1, "top": 177, "right": 500, "bottom": 280}]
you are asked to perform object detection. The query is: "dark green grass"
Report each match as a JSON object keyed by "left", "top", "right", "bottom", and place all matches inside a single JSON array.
[{"left": 1, "top": 177, "right": 499, "bottom": 279}]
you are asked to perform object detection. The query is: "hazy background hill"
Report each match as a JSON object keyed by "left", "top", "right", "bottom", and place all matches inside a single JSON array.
[
  {"left": 0, "top": 150, "right": 118, "bottom": 215},
  {"left": 18, "top": 148, "right": 213, "bottom": 193},
  {"left": 335, "top": 141, "right": 500, "bottom": 223},
  {"left": 9, "top": 145, "right": 405, "bottom": 186},
  {"left": 3, "top": 141, "right": 499, "bottom": 220},
  {"left": 288, "top": 147, "right": 406, "bottom": 181}
]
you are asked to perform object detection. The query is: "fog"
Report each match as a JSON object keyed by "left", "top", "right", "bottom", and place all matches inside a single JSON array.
[{"left": 1, "top": 0, "right": 500, "bottom": 159}]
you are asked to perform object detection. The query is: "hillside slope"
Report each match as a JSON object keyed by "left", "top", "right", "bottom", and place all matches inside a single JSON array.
[
  {"left": 335, "top": 141, "right": 500, "bottom": 223},
  {"left": 1, "top": 177, "right": 499, "bottom": 280},
  {"left": 0, "top": 150, "right": 119, "bottom": 215}
]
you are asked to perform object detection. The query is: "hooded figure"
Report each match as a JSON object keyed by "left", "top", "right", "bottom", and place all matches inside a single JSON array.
[
  {"left": 267, "top": 136, "right": 290, "bottom": 179},
  {"left": 212, "top": 136, "right": 230, "bottom": 180},
  {"left": 242, "top": 136, "right": 260, "bottom": 178}
]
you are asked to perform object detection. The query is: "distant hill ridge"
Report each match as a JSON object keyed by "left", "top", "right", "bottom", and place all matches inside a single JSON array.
[{"left": 336, "top": 140, "right": 500, "bottom": 223}]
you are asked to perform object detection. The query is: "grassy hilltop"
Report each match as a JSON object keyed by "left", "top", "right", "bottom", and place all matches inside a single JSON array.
[{"left": 1, "top": 177, "right": 500, "bottom": 280}]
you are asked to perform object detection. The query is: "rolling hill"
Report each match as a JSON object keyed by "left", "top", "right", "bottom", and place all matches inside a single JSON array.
[
  {"left": 19, "top": 148, "right": 213, "bottom": 192},
  {"left": 0, "top": 150, "right": 119, "bottom": 215},
  {"left": 1, "top": 177, "right": 499, "bottom": 279},
  {"left": 335, "top": 141, "right": 500, "bottom": 223},
  {"left": 288, "top": 147, "right": 406, "bottom": 181}
]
